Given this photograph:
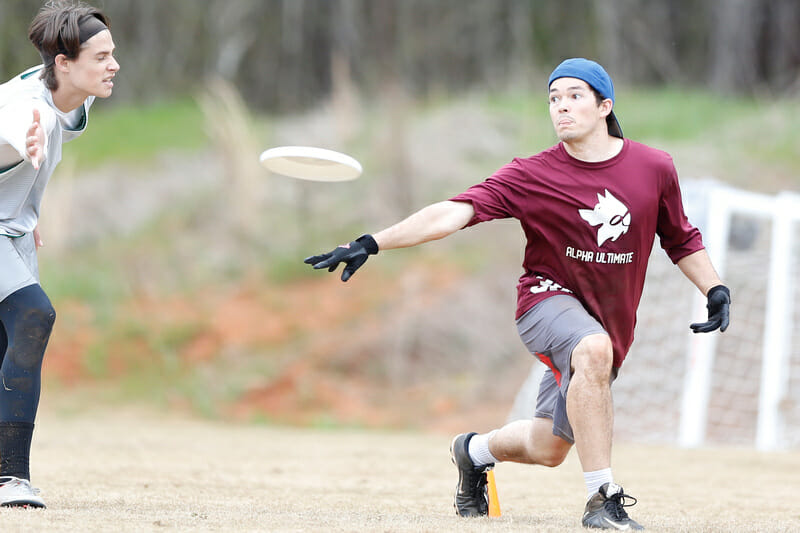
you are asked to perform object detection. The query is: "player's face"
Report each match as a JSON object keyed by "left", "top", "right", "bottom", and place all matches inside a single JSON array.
[
  {"left": 548, "top": 78, "right": 610, "bottom": 143},
  {"left": 65, "top": 30, "right": 120, "bottom": 99}
]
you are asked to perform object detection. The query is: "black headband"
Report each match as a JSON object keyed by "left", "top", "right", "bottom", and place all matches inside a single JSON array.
[
  {"left": 41, "top": 15, "right": 107, "bottom": 67},
  {"left": 78, "top": 15, "right": 108, "bottom": 44}
]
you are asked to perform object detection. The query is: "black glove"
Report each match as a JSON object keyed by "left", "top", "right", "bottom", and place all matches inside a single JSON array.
[
  {"left": 303, "top": 234, "right": 379, "bottom": 282},
  {"left": 690, "top": 285, "right": 730, "bottom": 333}
]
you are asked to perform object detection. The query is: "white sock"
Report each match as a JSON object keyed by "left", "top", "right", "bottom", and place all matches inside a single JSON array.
[
  {"left": 468, "top": 430, "right": 499, "bottom": 466},
  {"left": 584, "top": 468, "right": 613, "bottom": 499}
]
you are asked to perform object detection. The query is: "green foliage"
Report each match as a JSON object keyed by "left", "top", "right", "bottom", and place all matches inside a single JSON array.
[
  {"left": 619, "top": 87, "right": 759, "bottom": 141},
  {"left": 40, "top": 247, "right": 126, "bottom": 327},
  {"left": 61, "top": 98, "right": 208, "bottom": 170}
]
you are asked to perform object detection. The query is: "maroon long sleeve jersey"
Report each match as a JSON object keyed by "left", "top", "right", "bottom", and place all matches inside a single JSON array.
[{"left": 450, "top": 139, "right": 704, "bottom": 368}]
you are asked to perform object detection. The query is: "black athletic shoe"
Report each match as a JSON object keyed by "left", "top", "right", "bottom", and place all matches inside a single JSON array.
[
  {"left": 582, "top": 482, "right": 643, "bottom": 530},
  {"left": 450, "top": 432, "right": 493, "bottom": 517}
]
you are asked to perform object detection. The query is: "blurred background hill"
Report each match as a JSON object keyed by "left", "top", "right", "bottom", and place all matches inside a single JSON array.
[{"left": 1, "top": 1, "right": 798, "bottom": 436}]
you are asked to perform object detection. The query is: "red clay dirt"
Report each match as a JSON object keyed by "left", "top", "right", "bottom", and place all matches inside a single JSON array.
[{"left": 42, "top": 267, "right": 521, "bottom": 434}]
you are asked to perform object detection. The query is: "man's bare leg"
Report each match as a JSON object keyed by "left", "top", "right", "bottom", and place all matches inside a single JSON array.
[
  {"left": 566, "top": 333, "right": 614, "bottom": 472},
  {"left": 488, "top": 417, "right": 572, "bottom": 467},
  {"left": 450, "top": 417, "right": 572, "bottom": 517}
]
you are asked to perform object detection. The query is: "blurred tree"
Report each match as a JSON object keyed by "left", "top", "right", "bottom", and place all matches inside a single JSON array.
[
  {"left": 708, "top": 0, "right": 800, "bottom": 93},
  {"left": 0, "top": 1, "right": 41, "bottom": 75},
  {"left": 765, "top": 0, "right": 800, "bottom": 91},
  {"left": 710, "top": 0, "right": 764, "bottom": 92},
  {"left": 1, "top": 0, "right": 797, "bottom": 110}
]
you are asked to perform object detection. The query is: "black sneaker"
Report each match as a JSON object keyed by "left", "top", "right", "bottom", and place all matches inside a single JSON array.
[
  {"left": 450, "top": 432, "right": 493, "bottom": 517},
  {"left": 582, "top": 482, "right": 643, "bottom": 530}
]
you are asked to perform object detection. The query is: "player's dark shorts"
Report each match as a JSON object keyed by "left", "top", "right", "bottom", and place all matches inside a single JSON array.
[{"left": 516, "top": 294, "right": 613, "bottom": 444}]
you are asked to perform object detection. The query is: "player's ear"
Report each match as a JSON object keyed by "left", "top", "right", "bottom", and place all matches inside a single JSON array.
[
  {"left": 599, "top": 98, "right": 613, "bottom": 119},
  {"left": 54, "top": 54, "right": 70, "bottom": 73}
]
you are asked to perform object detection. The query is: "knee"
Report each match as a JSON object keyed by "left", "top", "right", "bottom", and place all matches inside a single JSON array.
[
  {"left": 571, "top": 334, "right": 613, "bottom": 383},
  {"left": 537, "top": 445, "right": 570, "bottom": 468},
  {"left": 524, "top": 421, "right": 572, "bottom": 467},
  {"left": 6, "top": 303, "right": 55, "bottom": 370},
  {"left": 1, "top": 286, "right": 56, "bottom": 333},
  {"left": 21, "top": 301, "right": 56, "bottom": 334}
]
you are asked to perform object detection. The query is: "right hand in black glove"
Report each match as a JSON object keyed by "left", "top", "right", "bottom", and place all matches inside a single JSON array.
[
  {"left": 303, "top": 234, "right": 379, "bottom": 282},
  {"left": 690, "top": 285, "right": 731, "bottom": 333}
]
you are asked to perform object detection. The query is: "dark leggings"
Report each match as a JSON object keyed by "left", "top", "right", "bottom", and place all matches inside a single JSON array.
[{"left": 0, "top": 284, "right": 56, "bottom": 423}]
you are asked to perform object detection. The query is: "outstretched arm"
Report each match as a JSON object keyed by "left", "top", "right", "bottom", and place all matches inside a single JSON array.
[
  {"left": 304, "top": 200, "right": 475, "bottom": 281},
  {"left": 373, "top": 200, "right": 475, "bottom": 250},
  {"left": 677, "top": 249, "right": 730, "bottom": 332}
]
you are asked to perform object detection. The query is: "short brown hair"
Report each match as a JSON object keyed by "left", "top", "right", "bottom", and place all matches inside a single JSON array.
[
  {"left": 587, "top": 85, "right": 606, "bottom": 107},
  {"left": 27, "top": 1, "right": 110, "bottom": 91}
]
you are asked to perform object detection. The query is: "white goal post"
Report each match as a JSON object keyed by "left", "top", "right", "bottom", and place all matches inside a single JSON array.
[
  {"left": 679, "top": 184, "right": 800, "bottom": 451},
  {"left": 508, "top": 181, "right": 799, "bottom": 451}
]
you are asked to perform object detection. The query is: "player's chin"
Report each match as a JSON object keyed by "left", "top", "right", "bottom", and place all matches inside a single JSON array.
[
  {"left": 95, "top": 82, "right": 115, "bottom": 98},
  {"left": 557, "top": 131, "right": 579, "bottom": 143},
  {"left": 554, "top": 125, "right": 575, "bottom": 141}
]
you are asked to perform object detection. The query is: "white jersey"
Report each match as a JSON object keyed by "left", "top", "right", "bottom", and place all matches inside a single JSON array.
[{"left": 0, "top": 65, "right": 94, "bottom": 236}]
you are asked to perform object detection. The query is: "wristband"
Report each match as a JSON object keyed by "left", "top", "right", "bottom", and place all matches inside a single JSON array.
[{"left": 356, "top": 234, "right": 379, "bottom": 255}]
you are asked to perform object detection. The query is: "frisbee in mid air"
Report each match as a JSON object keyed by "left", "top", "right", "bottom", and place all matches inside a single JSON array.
[{"left": 259, "top": 146, "right": 362, "bottom": 181}]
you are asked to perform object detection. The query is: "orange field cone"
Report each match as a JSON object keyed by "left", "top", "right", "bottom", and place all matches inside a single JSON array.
[{"left": 487, "top": 469, "right": 501, "bottom": 517}]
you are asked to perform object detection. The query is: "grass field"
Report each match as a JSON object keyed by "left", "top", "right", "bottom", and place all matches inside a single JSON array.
[
  {"left": 60, "top": 98, "right": 209, "bottom": 169},
  {"left": 2, "top": 406, "right": 799, "bottom": 532}
]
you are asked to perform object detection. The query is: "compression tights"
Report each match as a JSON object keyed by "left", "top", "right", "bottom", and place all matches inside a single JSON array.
[{"left": 0, "top": 284, "right": 55, "bottom": 480}]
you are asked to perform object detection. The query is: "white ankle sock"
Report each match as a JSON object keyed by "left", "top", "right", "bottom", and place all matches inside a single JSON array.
[
  {"left": 468, "top": 430, "right": 499, "bottom": 466},
  {"left": 584, "top": 468, "right": 613, "bottom": 499}
]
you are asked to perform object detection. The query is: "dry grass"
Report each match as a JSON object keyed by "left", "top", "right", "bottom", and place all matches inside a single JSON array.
[{"left": 3, "top": 406, "right": 798, "bottom": 532}]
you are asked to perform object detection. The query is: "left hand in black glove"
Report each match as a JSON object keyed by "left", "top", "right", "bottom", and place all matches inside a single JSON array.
[
  {"left": 690, "top": 285, "right": 730, "bottom": 333},
  {"left": 303, "top": 234, "right": 379, "bottom": 282}
]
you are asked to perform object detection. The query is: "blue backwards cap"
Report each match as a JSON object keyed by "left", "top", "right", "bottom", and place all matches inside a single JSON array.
[{"left": 548, "top": 58, "right": 623, "bottom": 138}]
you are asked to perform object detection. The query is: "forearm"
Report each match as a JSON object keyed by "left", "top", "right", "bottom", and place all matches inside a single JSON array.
[
  {"left": 373, "top": 200, "right": 474, "bottom": 251},
  {"left": 0, "top": 104, "right": 40, "bottom": 157},
  {"left": 677, "top": 249, "right": 723, "bottom": 295}
]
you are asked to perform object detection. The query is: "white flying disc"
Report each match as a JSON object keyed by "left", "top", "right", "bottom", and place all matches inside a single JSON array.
[{"left": 259, "top": 146, "right": 362, "bottom": 181}]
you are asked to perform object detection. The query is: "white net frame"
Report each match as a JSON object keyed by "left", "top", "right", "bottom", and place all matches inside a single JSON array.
[{"left": 510, "top": 181, "right": 800, "bottom": 450}]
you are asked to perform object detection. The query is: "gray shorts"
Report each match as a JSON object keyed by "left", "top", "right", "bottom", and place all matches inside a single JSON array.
[
  {"left": 0, "top": 233, "right": 39, "bottom": 302},
  {"left": 516, "top": 295, "right": 609, "bottom": 444}
]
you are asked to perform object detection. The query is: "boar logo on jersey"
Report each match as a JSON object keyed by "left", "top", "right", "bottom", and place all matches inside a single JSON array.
[{"left": 579, "top": 189, "right": 631, "bottom": 247}]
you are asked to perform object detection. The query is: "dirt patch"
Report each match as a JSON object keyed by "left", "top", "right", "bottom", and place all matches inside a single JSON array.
[{"left": 43, "top": 262, "right": 527, "bottom": 433}]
